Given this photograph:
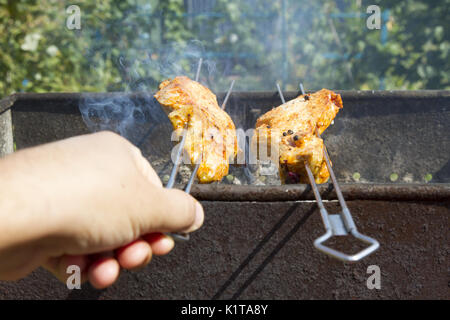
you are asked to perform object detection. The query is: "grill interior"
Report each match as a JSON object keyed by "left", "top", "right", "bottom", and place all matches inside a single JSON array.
[{"left": 5, "top": 90, "right": 448, "bottom": 187}]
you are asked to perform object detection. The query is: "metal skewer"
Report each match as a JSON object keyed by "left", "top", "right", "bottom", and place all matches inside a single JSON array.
[
  {"left": 274, "top": 83, "right": 379, "bottom": 261},
  {"left": 167, "top": 59, "right": 235, "bottom": 241},
  {"left": 276, "top": 83, "right": 286, "bottom": 104},
  {"left": 166, "top": 123, "right": 189, "bottom": 190},
  {"left": 165, "top": 58, "right": 203, "bottom": 189},
  {"left": 165, "top": 58, "right": 202, "bottom": 241},
  {"left": 220, "top": 80, "right": 235, "bottom": 111},
  {"left": 195, "top": 58, "right": 203, "bottom": 83}
]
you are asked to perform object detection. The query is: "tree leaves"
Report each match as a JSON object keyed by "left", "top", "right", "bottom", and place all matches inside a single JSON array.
[{"left": 0, "top": 0, "right": 448, "bottom": 97}]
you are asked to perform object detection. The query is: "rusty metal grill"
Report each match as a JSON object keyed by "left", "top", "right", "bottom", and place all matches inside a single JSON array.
[{"left": 0, "top": 90, "right": 448, "bottom": 299}]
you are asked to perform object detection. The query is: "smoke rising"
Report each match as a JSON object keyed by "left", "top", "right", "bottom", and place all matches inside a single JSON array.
[{"left": 79, "top": 38, "right": 218, "bottom": 145}]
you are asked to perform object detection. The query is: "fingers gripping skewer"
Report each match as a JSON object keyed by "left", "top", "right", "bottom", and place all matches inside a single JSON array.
[{"left": 274, "top": 82, "right": 379, "bottom": 261}]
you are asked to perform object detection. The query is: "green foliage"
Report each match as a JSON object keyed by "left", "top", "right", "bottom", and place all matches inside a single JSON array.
[
  {"left": 0, "top": 0, "right": 448, "bottom": 97},
  {"left": 287, "top": 0, "right": 449, "bottom": 90}
]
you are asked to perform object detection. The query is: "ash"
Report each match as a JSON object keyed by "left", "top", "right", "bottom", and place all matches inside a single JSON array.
[{"left": 151, "top": 159, "right": 281, "bottom": 187}]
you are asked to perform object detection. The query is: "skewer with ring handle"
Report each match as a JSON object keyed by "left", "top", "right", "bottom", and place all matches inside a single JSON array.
[
  {"left": 165, "top": 58, "right": 203, "bottom": 241},
  {"left": 165, "top": 58, "right": 203, "bottom": 190},
  {"left": 274, "top": 82, "right": 379, "bottom": 261}
]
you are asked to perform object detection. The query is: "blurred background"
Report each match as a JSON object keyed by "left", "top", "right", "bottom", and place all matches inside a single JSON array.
[{"left": 0, "top": 0, "right": 448, "bottom": 96}]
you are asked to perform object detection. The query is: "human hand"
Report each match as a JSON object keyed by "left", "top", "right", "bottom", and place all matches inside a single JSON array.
[{"left": 0, "top": 131, "right": 204, "bottom": 288}]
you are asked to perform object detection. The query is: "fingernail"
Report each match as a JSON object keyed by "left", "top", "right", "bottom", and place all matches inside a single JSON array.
[
  {"left": 185, "top": 201, "right": 204, "bottom": 233},
  {"left": 145, "top": 232, "right": 175, "bottom": 250},
  {"left": 143, "top": 250, "right": 153, "bottom": 265},
  {"left": 160, "top": 234, "right": 175, "bottom": 251}
]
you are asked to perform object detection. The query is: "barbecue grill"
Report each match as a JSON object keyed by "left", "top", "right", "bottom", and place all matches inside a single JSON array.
[{"left": 0, "top": 89, "right": 448, "bottom": 299}]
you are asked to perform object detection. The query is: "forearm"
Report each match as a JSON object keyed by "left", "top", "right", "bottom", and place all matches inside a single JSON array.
[{"left": 0, "top": 147, "right": 59, "bottom": 268}]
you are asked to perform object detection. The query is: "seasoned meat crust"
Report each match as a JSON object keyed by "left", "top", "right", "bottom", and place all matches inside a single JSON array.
[
  {"left": 154, "top": 76, "right": 238, "bottom": 183},
  {"left": 254, "top": 88, "right": 343, "bottom": 184}
]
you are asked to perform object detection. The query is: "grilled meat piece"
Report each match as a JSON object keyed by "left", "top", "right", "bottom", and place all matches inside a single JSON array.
[
  {"left": 254, "top": 88, "right": 343, "bottom": 184},
  {"left": 154, "top": 76, "right": 238, "bottom": 183}
]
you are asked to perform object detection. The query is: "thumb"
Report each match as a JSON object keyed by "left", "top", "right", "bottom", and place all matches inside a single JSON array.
[{"left": 140, "top": 186, "right": 204, "bottom": 234}]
